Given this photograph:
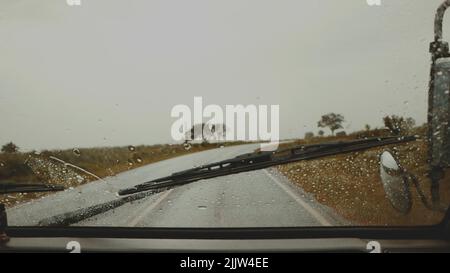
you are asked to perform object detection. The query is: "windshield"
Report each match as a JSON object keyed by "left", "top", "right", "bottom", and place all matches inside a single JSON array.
[{"left": 1, "top": 0, "right": 449, "bottom": 228}]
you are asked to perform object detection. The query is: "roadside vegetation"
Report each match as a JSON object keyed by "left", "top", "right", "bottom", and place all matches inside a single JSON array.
[
  {"left": 0, "top": 138, "right": 248, "bottom": 207},
  {"left": 277, "top": 114, "right": 450, "bottom": 226}
]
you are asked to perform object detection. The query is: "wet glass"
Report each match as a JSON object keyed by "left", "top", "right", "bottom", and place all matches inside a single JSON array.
[{"left": 0, "top": 0, "right": 449, "bottom": 227}]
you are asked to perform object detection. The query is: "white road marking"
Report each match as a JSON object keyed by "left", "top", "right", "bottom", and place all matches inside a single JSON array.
[
  {"left": 263, "top": 169, "right": 332, "bottom": 226},
  {"left": 128, "top": 189, "right": 174, "bottom": 227}
]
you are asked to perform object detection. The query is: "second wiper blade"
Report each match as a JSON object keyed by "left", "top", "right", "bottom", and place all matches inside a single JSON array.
[
  {"left": 118, "top": 136, "right": 417, "bottom": 196},
  {"left": 0, "top": 183, "right": 65, "bottom": 194}
]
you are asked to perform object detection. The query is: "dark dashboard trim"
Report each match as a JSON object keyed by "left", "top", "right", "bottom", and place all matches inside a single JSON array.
[
  {"left": 5, "top": 225, "right": 450, "bottom": 240},
  {"left": 4, "top": 206, "right": 449, "bottom": 240}
]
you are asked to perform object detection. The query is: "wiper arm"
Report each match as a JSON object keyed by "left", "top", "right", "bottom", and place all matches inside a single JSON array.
[
  {"left": 0, "top": 183, "right": 64, "bottom": 194},
  {"left": 118, "top": 136, "right": 417, "bottom": 196}
]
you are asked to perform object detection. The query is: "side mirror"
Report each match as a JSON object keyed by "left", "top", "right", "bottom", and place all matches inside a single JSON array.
[
  {"left": 379, "top": 151, "right": 446, "bottom": 214},
  {"left": 379, "top": 151, "right": 412, "bottom": 214}
]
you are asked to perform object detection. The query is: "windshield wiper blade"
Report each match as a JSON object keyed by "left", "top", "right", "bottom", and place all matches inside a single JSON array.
[
  {"left": 118, "top": 136, "right": 417, "bottom": 196},
  {"left": 0, "top": 183, "right": 65, "bottom": 194}
]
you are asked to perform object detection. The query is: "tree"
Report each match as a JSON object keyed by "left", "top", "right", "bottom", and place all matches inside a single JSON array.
[
  {"left": 1, "top": 142, "right": 19, "bottom": 153},
  {"left": 317, "top": 113, "right": 345, "bottom": 136},
  {"left": 304, "top": 132, "right": 314, "bottom": 139},
  {"left": 318, "top": 130, "right": 325, "bottom": 137},
  {"left": 405, "top": 117, "right": 416, "bottom": 130},
  {"left": 189, "top": 123, "right": 208, "bottom": 143},
  {"left": 383, "top": 115, "right": 415, "bottom": 135},
  {"left": 364, "top": 124, "right": 371, "bottom": 131},
  {"left": 188, "top": 123, "right": 227, "bottom": 143}
]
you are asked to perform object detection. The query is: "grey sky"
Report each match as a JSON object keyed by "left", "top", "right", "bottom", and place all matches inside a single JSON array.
[{"left": 0, "top": 0, "right": 447, "bottom": 151}]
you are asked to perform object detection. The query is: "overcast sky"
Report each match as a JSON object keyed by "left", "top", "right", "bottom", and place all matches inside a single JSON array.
[{"left": 0, "top": 0, "right": 448, "bottom": 151}]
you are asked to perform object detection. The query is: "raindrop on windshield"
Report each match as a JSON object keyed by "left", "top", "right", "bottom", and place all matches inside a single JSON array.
[
  {"left": 183, "top": 143, "right": 192, "bottom": 150},
  {"left": 128, "top": 145, "right": 136, "bottom": 152},
  {"left": 197, "top": 205, "right": 207, "bottom": 210},
  {"left": 72, "top": 148, "right": 81, "bottom": 157},
  {"left": 76, "top": 175, "right": 84, "bottom": 183}
]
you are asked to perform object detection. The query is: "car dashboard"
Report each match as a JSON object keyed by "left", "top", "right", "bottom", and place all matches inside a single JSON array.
[{"left": 1, "top": 227, "right": 450, "bottom": 253}]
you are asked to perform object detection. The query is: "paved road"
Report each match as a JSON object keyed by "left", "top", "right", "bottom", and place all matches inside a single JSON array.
[{"left": 7, "top": 144, "right": 344, "bottom": 227}]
